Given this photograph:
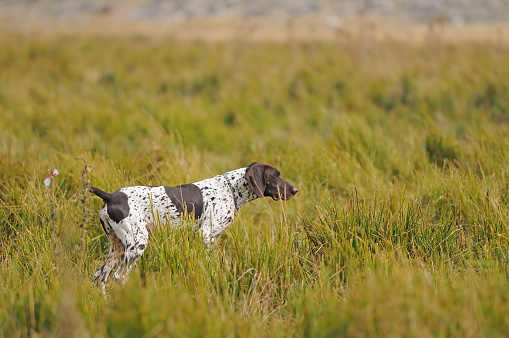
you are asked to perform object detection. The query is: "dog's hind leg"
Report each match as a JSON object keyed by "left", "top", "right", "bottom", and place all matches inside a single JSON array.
[
  {"left": 114, "top": 220, "right": 149, "bottom": 284},
  {"left": 94, "top": 234, "right": 124, "bottom": 293}
]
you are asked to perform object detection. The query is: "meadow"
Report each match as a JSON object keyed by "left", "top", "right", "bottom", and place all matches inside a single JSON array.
[{"left": 0, "top": 30, "right": 509, "bottom": 336}]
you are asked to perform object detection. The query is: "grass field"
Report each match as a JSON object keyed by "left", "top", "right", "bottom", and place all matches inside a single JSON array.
[{"left": 1, "top": 30, "right": 509, "bottom": 337}]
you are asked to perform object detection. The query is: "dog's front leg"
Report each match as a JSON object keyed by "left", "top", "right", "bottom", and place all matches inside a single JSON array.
[{"left": 198, "top": 212, "right": 215, "bottom": 247}]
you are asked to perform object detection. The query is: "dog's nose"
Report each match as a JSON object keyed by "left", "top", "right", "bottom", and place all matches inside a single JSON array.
[{"left": 292, "top": 187, "right": 299, "bottom": 195}]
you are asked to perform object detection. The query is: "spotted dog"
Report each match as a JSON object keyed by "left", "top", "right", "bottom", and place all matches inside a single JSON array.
[{"left": 90, "top": 162, "right": 298, "bottom": 291}]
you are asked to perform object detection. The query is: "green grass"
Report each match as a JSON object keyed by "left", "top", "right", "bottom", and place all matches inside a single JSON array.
[{"left": 1, "top": 32, "right": 509, "bottom": 336}]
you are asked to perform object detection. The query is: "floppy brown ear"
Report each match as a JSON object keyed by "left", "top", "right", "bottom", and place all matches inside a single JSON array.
[{"left": 245, "top": 162, "right": 266, "bottom": 198}]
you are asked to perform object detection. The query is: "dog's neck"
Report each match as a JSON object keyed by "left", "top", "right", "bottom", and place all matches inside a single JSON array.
[{"left": 222, "top": 167, "right": 259, "bottom": 212}]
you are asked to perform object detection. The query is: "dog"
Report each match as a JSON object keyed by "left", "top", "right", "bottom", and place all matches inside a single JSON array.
[{"left": 90, "top": 162, "right": 298, "bottom": 291}]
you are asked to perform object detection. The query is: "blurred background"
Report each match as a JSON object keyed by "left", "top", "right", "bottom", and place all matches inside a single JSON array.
[{"left": 2, "top": 0, "right": 509, "bottom": 42}]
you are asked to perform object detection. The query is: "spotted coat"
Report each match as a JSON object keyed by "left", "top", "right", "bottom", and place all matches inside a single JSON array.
[{"left": 90, "top": 162, "right": 298, "bottom": 292}]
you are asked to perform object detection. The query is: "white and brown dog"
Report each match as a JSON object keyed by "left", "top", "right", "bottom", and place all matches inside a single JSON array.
[{"left": 90, "top": 162, "right": 298, "bottom": 291}]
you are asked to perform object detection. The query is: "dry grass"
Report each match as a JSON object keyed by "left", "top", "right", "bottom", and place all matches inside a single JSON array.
[{"left": 0, "top": 27, "right": 509, "bottom": 336}]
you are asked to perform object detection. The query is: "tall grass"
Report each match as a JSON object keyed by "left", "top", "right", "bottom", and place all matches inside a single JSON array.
[{"left": 1, "top": 32, "right": 509, "bottom": 336}]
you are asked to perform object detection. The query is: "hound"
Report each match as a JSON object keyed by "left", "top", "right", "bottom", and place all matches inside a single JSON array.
[{"left": 90, "top": 162, "right": 298, "bottom": 291}]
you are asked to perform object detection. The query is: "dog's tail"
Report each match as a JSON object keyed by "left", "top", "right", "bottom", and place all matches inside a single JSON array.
[{"left": 90, "top": 186, "right": 113, "bottom": 203}]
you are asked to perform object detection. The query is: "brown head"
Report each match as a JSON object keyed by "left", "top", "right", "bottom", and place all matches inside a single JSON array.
[{"left": 245, "top": 162, "right": 298, "bottom": 201}]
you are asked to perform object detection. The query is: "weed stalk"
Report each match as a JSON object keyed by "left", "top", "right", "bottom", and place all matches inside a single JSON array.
[
  {"left": 75, "top": 156, "right": 92, "bottom": 275},
  {"left": 47, "top": 167, "right": 59, "bottom": 270}
]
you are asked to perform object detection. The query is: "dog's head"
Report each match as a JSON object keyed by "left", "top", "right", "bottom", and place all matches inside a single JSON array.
[{"left": 245, "top": 162, "right": 298, "bottom": 201}]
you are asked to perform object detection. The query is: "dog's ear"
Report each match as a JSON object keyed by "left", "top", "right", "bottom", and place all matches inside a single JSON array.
[{"left": 245, "top": 162, "right": 266, "bottom": 198}]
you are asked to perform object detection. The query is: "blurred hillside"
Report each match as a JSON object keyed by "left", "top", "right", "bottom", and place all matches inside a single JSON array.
[{"left": 1, "top": 0, "right": 509, "bottom": 42}]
